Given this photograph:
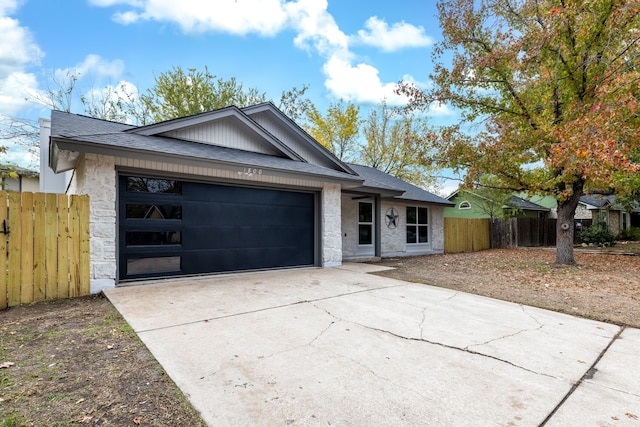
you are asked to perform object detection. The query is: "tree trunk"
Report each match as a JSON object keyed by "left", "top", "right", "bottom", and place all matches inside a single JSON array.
[{"left": 555, "top": 188, "right": 583, "bottom": 265}]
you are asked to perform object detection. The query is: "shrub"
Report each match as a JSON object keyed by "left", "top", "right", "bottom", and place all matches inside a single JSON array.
[
  {"left": 617, "top": 227, "right": 640, "bottom": 241},
  {"left": 579, "top": 216, "right": 616, "bottom": 247}
]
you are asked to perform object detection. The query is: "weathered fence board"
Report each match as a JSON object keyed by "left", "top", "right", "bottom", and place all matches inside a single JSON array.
[
  {"left": 1, "top": 192, "right": 90, "bottom": 309},
  {"left": 0, "top": 192, "right": 6, "bottom": 309},
  {"left": 45, "top": 193, "right": 58, "bottom": 299},
  {"left": 489, "top": 217, "right": 588, "bottom": 249},
  {"left": 57, "top": 194, "right": 70, "bottom": 300},
  {"left": 34, "top": 193, "right": 46, "bottom": 301},
  {"left": 8, "top": 191, "right": 21, "bottom": 306}
]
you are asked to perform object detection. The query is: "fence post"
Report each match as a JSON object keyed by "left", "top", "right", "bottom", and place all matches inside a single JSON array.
[{"left": 78, "top": 195, "right": 91, "bottom": 295}]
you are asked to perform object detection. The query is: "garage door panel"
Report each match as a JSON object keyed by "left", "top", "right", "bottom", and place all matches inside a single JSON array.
[
  {"left": 119, "top": 176, "right": 316, "bottom": 280},
  {"left": 181, "top": 245, "right": 313, "bottom": 273},
  {"left": 185, "top": 201, "right": 312, "bottom": 226},
  {"left": 183, "top": 223, "right": 314, "bottom": 250}
]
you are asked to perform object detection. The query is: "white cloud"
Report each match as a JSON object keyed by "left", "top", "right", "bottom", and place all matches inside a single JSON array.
[
  {"left": 323, "top": 55, "right": 407, "bottom": 105},
  {"left": 54, "top": 54, "right": 124, "bottom": 81},
  {"left": 354, "top": 17, "right": 433, "bottom": 52},
  {"left": 0, "top": 71, "right": 38, "bottom": 113},
  {"left": 285, "top": 0, "right": 348, "bottom": 56},
  {"left": 85, "top": 80, "right": 138, "bottom": 103},
  {"left": 96, "top": 0, "right": 290, "bottom": 36},
  {"left": 0, "top": 7, "right": 43, "bottom": 115},
  {"left": 2, "top": 138, "right": 38, "bottom": 168},
  {"left": 83, "top": 80, "right": 140, "bottom": 123},
  {"left": 0, "top": 17, "right": 42, "bottom": 76},
  {"left": 0, "top": 0, "right": 21, "bottom": 16},
  {"left": 427, "top": 101, "right": 456, "bottom": 117},
  {"left": 91, "top": 0, "right": 434, "bottom": 107},
  {"left": 88, "top": 0, "right": 140, "bottom": 6}
]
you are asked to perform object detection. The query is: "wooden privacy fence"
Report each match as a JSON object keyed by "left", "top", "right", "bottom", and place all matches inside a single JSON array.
[
  {"left": 0, "top": 191, "right": 90, "bottom": 309},
  {"left": 444, "top": 218, "right": 491, "bottom": 253},
  {"left": 490, "top": 218, "right": 590, "bottom": 248}
]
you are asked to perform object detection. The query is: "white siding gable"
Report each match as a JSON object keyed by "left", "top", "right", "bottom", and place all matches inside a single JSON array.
[
  {"left": 161, "top": 116, "right": 282, "bottom": 156},
  {"left": 249, "top": 111, "right": 340, "bottom": 170}
]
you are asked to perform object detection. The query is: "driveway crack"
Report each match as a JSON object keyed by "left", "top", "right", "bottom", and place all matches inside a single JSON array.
[
  {"left": 313, "top": 346, "right": 435, "bottom": 403},
  {"left": 520, "top": 305, "right": 544, "bottom": 327},
  {"left": 466, "top": 324, "right": 544, "bottom": 349},
  {"left": 310, "top": 300, "right": 554, "bottom": 378},
  {"left": 358, "top": 324, "right": 557, "bottom": 379},
  {"left": 582, "top": 380, "right": 640, "bottom": 399},
  {"left": 308, "top": 320, "right": 336, "bottom": 346},
  {"left": 419, "top": 306, "right": 428, "bottom": 340}
]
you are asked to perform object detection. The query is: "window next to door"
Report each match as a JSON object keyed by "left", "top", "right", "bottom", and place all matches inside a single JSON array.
[
  {"left": 406, "top": 206, "right": 429, "bottom": 245},
  {"left": 358, "top": 202, "right": 373, "bottom": 245}
]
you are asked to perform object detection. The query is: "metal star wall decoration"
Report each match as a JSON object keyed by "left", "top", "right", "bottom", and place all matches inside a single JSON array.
[{"left": 385, "top": 208, "right": 399, "bottom": 229}]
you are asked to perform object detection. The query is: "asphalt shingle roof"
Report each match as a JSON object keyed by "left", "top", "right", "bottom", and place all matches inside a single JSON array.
[
  {"left": 50, "top": 111, "right": 362, "bottom": 183},
  {"left": 49, "top": 111, "right": 449, "bottom": 204},
  {"left": 506, "top": 195, "right": 550, "bottom": 211},
  {"left": 579, "top": 194, "right": 615, "bottom": 208},
  {"left": 347, "top": 164, "right": 454, "bottom": 206}
]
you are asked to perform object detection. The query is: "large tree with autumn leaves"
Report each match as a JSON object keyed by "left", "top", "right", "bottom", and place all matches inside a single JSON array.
[{"left": 400, "top": 0, "right": 640, "bottom": 265}]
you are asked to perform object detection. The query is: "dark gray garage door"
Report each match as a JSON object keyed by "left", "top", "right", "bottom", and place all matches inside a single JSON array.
[{"left": 118, "top": 175, "right": 316, "bottom": 280}]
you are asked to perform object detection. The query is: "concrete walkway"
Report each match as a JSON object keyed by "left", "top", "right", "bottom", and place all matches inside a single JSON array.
[{"left": 104, "top": 265, "right": 640, "bottom": 426}]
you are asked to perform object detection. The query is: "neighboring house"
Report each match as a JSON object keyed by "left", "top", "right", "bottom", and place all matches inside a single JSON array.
[
  {"left": 447, "top": 189, "right": 637, "bottom": 235},
  {"left": 578, "top": 194, "right": 639, "bottom": 235},
  {"left": 524, "top": 193, "right": 638, "bottom": 234},
  {"left": 40, "top": 103, "right": 453, "bottom": 293},
  {"left": 445, "top": 190, "right": 550, "bottom": 219},
  {"left": 1, "top": 166, "right": 39, "bottom": 192}
]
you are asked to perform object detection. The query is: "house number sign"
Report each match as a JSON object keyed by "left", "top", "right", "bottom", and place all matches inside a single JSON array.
[{"left": 238, "top": 167, "right": 263, "bottom": 176}]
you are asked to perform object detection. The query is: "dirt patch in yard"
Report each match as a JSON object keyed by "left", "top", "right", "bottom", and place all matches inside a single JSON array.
[
  {"left": 0, "top": 295, "right": 205, "bottom": 427},
  {"left": 374, "top": 248, "right": 640, "bottom": 328}
]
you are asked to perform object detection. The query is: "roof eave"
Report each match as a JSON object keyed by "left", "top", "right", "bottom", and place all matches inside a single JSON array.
[
  {"left": 50, "top": 138, "right": 364, "bottom": 187},
  {"left": 343, "top": 186, "right": 405, "bottom": 198},
  {"left": 393, "top": 197, "right": 455, "bottom": 206}
]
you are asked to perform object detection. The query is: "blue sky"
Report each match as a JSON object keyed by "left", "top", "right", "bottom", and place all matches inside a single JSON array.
[{"left": 1, "top": 0, "right": 459, "bottom": 191}]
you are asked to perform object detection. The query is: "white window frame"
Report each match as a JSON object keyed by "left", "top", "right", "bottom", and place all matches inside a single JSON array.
[
  {"left": 357, "top": 201, "right": 375, "bottom": 255},
  {"left": 459, "top": 201, "right": 471, "bottom": 210},
  {"left": 406, "top": 206, "right": 430, "bottom": 247}
]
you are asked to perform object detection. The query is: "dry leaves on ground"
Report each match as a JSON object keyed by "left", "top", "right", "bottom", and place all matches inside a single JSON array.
[{"left": 376, "top": 248, "right": 640, "bottom": 328}]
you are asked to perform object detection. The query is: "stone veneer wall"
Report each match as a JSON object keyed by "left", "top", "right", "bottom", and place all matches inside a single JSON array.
[
  {"left": 430, "top": 205, "right": 445, "bottom": 253},
  {"left": 574, "top": 204, "right": 592, "bottom": 220},
  {"left": 71, "top": 153, "right": 118, "bottom": 293},
  {"left": 379, "top": 200, "right": 406, "bottom": 255},
  {"left": 322, "top": 183, "right": 343, "bottom": 267},
  {"left": 608, "top": 210, "right": 621, "bottom": 235}
]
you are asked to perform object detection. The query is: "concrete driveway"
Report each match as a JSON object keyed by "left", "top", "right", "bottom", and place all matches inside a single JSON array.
[{"left": 104, "top": 264, "right": 640, "bottom": 426}]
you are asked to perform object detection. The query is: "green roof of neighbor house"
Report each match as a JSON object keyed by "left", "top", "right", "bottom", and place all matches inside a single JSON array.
[{"left": 445, "top": 190, "right": 549, "bottom": 218}]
